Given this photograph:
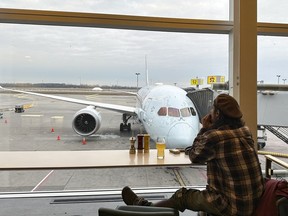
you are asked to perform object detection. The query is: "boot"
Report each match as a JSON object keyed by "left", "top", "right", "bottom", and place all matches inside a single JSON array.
[{"left": 122, "top": 186, "right": 152, "bottom": 206}]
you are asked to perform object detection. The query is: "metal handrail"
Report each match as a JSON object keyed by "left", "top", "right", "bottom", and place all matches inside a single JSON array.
[{"left": 264, "top": 155, "right": 288, "bottom": 179}]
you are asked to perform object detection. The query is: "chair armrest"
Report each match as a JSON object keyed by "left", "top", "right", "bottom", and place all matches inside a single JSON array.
[
  {"left": 117, "top": 205, "right": 178, "bottom": 215},
  {"left": 99, "top": 207, "right": 178, "bottom": 216}
]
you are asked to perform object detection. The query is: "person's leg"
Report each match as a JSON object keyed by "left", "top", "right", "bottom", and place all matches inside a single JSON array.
[
  {"left": 122, "top": 186, "right": 222, "bottom": 215},
  {"left": 176, "top": 188, "right": 222, "bottom": 215},
  {"left": 122, "top": 186, "right": 180, "bottom": 209}
]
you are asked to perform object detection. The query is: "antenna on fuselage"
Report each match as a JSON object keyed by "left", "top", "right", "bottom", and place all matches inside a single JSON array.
[{"left": 145, "top": 55, "right": 149, "bottom": 86}]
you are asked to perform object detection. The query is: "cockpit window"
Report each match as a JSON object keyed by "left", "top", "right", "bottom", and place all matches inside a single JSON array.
[
  {"left": 157, "top": 107, "right": 167, "bottom": 116},
  {"left": 168, "top": 107, "right": 180, "bottom": 117},
  {"left": 180, "top": 108, "right": 191, "bottom": 117},
  {"left": 157, "top": 107, "right": 196, "bottom": 117},
  {"left": 190, "top": 107, "right": 197, "bottom": 116}
]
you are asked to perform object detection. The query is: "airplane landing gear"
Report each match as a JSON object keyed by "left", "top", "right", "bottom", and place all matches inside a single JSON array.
[
  {"left": 120, "top": 114, "right": 132, "bottom": 132},
  {"left": 120, "top": 122, "right": 131, "bottom": 132},
  {"left": 258, "top": 141, "right": 266, "bottom": 149}
]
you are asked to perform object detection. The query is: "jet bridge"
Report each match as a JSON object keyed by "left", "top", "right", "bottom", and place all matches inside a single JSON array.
[
  {"left": 186, "top": 87, "right": 288, "bottom": 148},
  {"left": 258, "top": 90, "right": 288, "bottom": 146},
  {"left": 185, "top": 88, "right": 216, "bottom": 121},
  {"left": 258, "top": 91, "right": 288, "bottom": 127}
]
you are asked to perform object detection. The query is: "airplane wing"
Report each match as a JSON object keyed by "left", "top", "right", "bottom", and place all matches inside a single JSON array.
[{"left": 0, "top": 86, "right": 136, "bottom": 115}]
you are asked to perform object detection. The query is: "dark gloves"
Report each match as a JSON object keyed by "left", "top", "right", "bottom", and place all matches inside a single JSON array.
[{"left": 185, "top": 146, "right": 192, "bottom": 155}]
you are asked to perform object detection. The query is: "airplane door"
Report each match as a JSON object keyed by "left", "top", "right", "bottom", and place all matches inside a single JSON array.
[
  {"left": 142, "top": 98, "right": 159, "bottom": 127},
  {"left": 139, "top": 110, "right": 146, "bottom": 123}
]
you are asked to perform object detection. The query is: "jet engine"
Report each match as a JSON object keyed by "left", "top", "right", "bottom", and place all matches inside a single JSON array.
[{"left": 72, "top": 106, "right": 101, "bottom": 136}]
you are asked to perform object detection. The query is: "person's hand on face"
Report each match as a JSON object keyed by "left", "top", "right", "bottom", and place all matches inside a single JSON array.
[{"left": 201, "top": 114, "right": 213, "bottom": 129}]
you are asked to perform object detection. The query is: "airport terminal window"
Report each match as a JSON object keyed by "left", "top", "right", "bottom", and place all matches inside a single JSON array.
[
  {"left": 258, "top": 0, "right": 288, "bottom": 23},
  {"left": 0, "top": 24, "right": 228, "bottom": 86},
  {"left": 1, "top": 2, "right": 288, "bottom": 194},
  {"left": 258, "top": 36, "right": 288, "bottom": 83},
  {"left": 0, "top": 21, "right": 228, "bottom": 192},
  {"left": 0, "top": 0, "right": 229, "bottom": 20}
]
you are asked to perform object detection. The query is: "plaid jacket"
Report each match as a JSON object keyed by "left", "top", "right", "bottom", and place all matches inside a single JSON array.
[{"left": 189, "top": 125, "right": 264, "bottom": 216}]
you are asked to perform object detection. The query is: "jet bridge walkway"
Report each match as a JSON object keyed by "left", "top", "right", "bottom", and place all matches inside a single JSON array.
[{"left": 185, "top": 88, "right": 216, "bottom": 121}]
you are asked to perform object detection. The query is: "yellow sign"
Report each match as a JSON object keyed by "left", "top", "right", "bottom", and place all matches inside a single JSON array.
[
  {"left": 207, "top": 76, "right": 217, "bottom": 84},
  {"left": 220, "top": 76, "right": 225, "bottom": 83},
  {"left": 207, "top": 76, "right": 225, "bottom": 84},
  {"left": 190, "top": 79, "right": 203, "bottom": 86}
]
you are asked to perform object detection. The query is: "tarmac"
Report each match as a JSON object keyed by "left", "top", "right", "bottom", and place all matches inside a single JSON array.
[{"left": 0, "top": 91, "right": 287, "bottom": 216}]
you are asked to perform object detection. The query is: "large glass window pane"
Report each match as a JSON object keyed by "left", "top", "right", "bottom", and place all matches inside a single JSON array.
[
  {"left": 0, "top": 0, "right": 229, "bottom": 20},
  {"left": 0, "top": 24, "right": 228, "bottom": 88},
  {"left": 257, "top": 36, "right": 288, "bottom": 172},
  {"left": 0, "top": 23, "right": 228, "bottom": 192},
  {"left": 258, "top": 0, "right": 288, "bottom": 23},
  {"left": 258, "top": 36, "right": 288, "bottom": 84}
]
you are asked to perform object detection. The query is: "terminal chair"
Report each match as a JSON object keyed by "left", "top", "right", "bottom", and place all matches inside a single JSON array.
[
  {"left": 98, "top": 206, "right": 179, "bottom": 216},
  {"left": 277, "top": 196, "right": 288, "bottom": 216},
  {"left": 197, "top": 212, "right": 215, "bottom": 216}
]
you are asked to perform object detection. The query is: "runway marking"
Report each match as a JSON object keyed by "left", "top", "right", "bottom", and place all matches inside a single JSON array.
[
  {"left": 51, "top": 116, "right": 64, "bottom": 119},
  {"left": 21, "top": 114, "right": 43, "bottom": 117},
  {"left": 31, "top": 170, "right": 54, "bottom": 192},
  {"left": 23, "top": 103, "right": 33, "bottom": 109},
  {"left": 97, "top": 134, "right": 120, "bottom": 139},
  {"left": 172, "top": 168, "right": 186, "bottom": 186},
  {"left": 85, "top": 94, "right": 100, "bottom": 100}
]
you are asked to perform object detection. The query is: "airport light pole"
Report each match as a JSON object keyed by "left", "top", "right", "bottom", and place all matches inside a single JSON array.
[
  {"left": 277, "top": 75, "right": 281, "bottom": 84},
  {"left": 135, "top": 73, "right": 140, "bottom": 90},
  {"left": 283, "top": 78, "right": 287, "bottom": 84}
]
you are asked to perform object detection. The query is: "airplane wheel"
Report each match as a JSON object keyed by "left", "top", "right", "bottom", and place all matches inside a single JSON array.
[
  {"left": 120, "top": 123, "right": 124, "bottom": 132},
  {"left": 258, "top": 142, "right": 266, "bottom": 149}
]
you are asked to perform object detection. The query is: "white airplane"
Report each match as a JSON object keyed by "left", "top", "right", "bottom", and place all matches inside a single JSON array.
[{"left": 0, "top": 84, "right": 202, "bottom": 149}]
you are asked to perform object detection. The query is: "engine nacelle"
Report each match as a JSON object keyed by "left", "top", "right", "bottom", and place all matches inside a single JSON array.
[{"left": 72, "top": 106, "right": 101, "bottom": 136}]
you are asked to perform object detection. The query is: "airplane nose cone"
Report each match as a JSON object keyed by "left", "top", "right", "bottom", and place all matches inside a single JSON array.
[{"left": 166, "top": 123, "right": 198, "bottom": 149}]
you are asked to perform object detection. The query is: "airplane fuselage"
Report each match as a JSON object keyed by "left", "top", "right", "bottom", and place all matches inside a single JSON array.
[{"left": 136, "top": 84, "right": 200, "bottom": 148}]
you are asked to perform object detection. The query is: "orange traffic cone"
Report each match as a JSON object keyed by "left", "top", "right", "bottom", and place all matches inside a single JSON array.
[
  {"left": 57, "top": 135, "right": 61, "bottom": 140},
  {"left": 51, "top": 128, "right": 55, "bottom": 133},
  {"left": 82, "top": 137, "right": 86, "bottom": 145}
]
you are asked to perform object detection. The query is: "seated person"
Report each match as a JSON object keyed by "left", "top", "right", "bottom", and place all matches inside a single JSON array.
[{"left": 121, "top": 94, "right": 264, "bottom": 216}]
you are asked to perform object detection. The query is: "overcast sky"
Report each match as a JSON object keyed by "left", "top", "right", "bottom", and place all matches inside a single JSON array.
[{"left": 0, "top": 0, "right": 288, "bottom": 87}]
